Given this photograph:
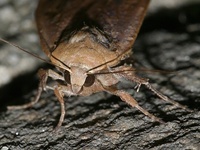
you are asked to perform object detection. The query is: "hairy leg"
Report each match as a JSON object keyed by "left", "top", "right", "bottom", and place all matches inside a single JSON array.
[
  {"left": 113, "top": 66, "right": 191, "bottom": 111},
  {"left": 104, "top": 86, "right": 164, "bottom": 123}
]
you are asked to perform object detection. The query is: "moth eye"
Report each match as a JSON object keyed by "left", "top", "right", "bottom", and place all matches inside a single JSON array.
[
  {"left": 64, "top": 70, "right": 71, "bottom": 84},
  {"left": 84, "top": 74, "right": 95, "bottom": 87}
]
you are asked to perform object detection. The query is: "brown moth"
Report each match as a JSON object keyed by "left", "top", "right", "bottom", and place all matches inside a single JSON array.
[{"left": 3, "top": 0, "right": 190, "bottom": 130}]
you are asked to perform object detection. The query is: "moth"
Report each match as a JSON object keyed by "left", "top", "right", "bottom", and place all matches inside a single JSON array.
[{"left": 2, "top": 0, "right": 190, "bottom": 130}]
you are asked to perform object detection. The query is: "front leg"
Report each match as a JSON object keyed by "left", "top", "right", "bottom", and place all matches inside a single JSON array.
[
  {"left": 113, "top": 66, "right": 191, "bottom": 112},
  {"left": 38, "top": 68, "right": 64, "bottom": 91},
  {"left": 50, "top": 84, "right": 76, "bottom": 130},
  {"left": 53, "top": 87, "right": 65, "bottom": 131},
  {"left": 7, "top": 68, "right": 63, "bottom": 110}
]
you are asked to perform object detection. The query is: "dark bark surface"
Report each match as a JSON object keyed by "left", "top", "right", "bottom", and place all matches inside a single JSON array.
[{"left": 0, "top": 0, "right": 199, "bottom": 150}]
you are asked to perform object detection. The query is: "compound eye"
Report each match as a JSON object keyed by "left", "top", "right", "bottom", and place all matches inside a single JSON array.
[
  {"left": 84, "top": 74, "right": 95, "bottom": 87},
  {"left": 64, "top": 70, "right": 71, "bottom": 84}
]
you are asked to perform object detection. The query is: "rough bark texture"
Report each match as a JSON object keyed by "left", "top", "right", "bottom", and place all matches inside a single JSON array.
[{"left": 0, "top": 0, "right": 199, "bottom": 150}]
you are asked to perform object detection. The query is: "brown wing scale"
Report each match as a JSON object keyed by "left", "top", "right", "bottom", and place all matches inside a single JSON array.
[{"left": 35, "top": 0, "right": 150, "bottom": 56}]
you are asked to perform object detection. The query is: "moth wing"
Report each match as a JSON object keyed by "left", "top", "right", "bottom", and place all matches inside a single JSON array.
[
  {"left": 35, "top": 0, "right": 93, "bottom": 56},
  {"left": 87, "top": 0, "right": 150, "bottom": 53},
  {"left": 35, "top": 0, "right": 150, "bottom": 56}
]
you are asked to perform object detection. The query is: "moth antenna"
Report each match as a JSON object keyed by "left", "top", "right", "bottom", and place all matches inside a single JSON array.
[
  {"left": 93, "top": 68, "right": 177, "bottom": 76},
  {"left": 86, "top": 49, "right": 130, "bottom": 73},
  {"left": 51, "top": 54, "right": 71, "bottom": 70},
  {"left": 87, "top": 50, "right": 176, "bottom": 75},
  {"left": 0, "top": 38, "right": 67, "bottom": 70},
  {"left": 133, "top": 68, "right": 178, "bottom": 75},
  {"left": 92, "top": 70, "right": 135, "bottom": 75}
]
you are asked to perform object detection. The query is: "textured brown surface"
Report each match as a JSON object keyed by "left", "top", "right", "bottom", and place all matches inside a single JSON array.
[
  {"left": 0, "top": 1, "right": 199, "bottom": 150},
  {"left": 35, "top": 0, "right": 149, "bottom": 55}
]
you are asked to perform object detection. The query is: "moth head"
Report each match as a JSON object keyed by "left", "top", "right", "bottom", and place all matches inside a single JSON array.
[{"left": 64, "top": 66, "right": 95, "bottom": 94}]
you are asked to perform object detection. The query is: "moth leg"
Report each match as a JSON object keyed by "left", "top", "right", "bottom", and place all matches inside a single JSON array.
[
  {"left": 144, "top": 81, "right": 192, "bottom": 112},
  {"left": 7, "top": 69, "right": 63, "bottom": 110},
  {"left": 105, "top": 86, "right": 164, "bottom": 123},
  {"left": 116, "top": 66, "right": 191, "bottom": 112},
  {"left": 53, "top": 87, "right": 65, "bottom": 131},
  {"left": 38, "top": 68, "right": 64, "bottom": 91},
  {"left": 51, "top": 84, "right": 75, "bottom": 130},
  {"left": 7, "top": 74, "right": 44, "bottom": 110}
]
